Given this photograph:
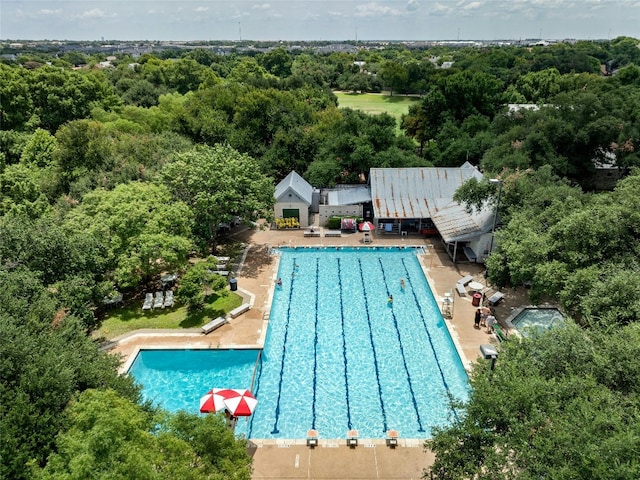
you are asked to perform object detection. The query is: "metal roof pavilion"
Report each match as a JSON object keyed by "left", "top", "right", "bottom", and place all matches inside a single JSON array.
[{"left": 370, "top": 163, "right": 494, "bottom": 242}]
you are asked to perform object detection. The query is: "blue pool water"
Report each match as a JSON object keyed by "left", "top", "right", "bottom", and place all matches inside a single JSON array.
[
  {"left": 129, "top": 349, "right": 258, "bottom": 413},
  {"left": 130, "top": 247, "right": 469, "bottom": 439}
]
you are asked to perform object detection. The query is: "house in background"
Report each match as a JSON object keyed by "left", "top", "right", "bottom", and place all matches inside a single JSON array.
[
  {"left": 274, "top": 171, "right": 314, "bottom": 228},
  {"left": 369, "top": 163, "right": 496, "bottom": 263}
]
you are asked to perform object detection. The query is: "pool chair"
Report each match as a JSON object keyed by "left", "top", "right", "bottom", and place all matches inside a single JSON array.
[
  {"left": 307, "top": 429, "right": 318, "bottom": 448},
  {"left": 142, "top": 293, "right": 153, "bottom": 310},
  {"left": 163, "top": 290, "right": 174, "bottom": 308},
  {"left": 346, "top": 429, "right": 359, "bottom": 448},
  {"left": 386, "top": 430, "right": 399, "bottom": 448},
  {"left": 153, "top": 291, "right": 164, "bottom": 309}
]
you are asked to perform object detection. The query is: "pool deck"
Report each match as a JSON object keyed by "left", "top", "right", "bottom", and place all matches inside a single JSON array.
[{"left": 109, "top": 223, "right": 530, "bottom": 479}]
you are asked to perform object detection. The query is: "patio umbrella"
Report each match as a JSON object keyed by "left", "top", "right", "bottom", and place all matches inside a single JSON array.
[
  {"left": 359, "top": 221, "right": 375, "bottom": 232},
  {"left": 222, "top": 389, "right": 258, "bottom": 417},
  {"left": 199, "top": 388, "right": 234, "bottom": 414}
]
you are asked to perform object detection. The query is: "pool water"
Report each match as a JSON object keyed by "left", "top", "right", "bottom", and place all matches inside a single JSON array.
[
  {"left": 129, "top": 349, "right": 258, "bottom": 413},
  {"left": 509, "top": 307, "right": 565, "bottom": 336},
  {"left": 129, "top": 247, "right": 469, "bottom": 439}
]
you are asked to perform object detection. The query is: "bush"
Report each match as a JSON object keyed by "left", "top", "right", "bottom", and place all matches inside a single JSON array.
[{"left": 327, "top": 217, "right": 342, "bottom": 229}]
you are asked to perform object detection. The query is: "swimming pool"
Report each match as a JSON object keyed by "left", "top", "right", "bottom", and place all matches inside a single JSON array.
[
  {"left": 129, "top": 349, "right": 258, "bottom": 413},
  {"left": 129, "top": 247, "right": 469, "bottom": 439}
]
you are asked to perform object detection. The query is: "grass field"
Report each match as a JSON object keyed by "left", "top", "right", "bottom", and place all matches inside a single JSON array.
[
  {"left": 95, "top": 291, "right": 243, "bottom": 339},
  {"left": 334, "top": 92, "right": 421, "bottom": 131}
]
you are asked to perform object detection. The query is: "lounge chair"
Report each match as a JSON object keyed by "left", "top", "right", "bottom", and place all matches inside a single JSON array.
[
  {"left": 153, "top": 291, "right": 164, "bottom": 309},
  {"left": 456, "top": 283, "right": 467, "bottom": 296},
  {"left": 214, "top": 256, "right": 230, "bottom": 263},
  {"left": 323, "top": 230, "right": 342, "bottom": 237},
  {"left": 163, "top": 290, "right": 174, "bottom": 308},
  {"left": 457, "top": 275, "right": 474, "bottom": 286},
  {"left": 142, "top": 293, "right": 153, "bottom": 310},
  {"left": 304, "top": 228, "right": 321, "bottom": 237}
]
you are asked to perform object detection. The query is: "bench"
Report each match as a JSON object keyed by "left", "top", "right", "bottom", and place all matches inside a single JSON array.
[
  {"left": 324, "top": 230, "right": 342, "bottom": 237},
  {"left": 456, "top": 283, "right": 467, "bottom": 296},
  {"left": 229, "top": 303, "right": 251, "bottom": 318},
  {"left": 457, "top": 275, "right": 474, "bottom": 286},
  {"left": 463, "top": 246, "right": 477, "bottom": 262},
  {"left": 202, "top": 316, "right": 227, "bottom": 334},
  {"left": 304, "top": 229, "right": 321, "bottom": 237},
  {"left": 487, "top": 291, "right": 505, "bottom": 306}
]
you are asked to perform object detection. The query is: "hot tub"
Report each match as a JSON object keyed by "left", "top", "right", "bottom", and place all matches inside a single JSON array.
[{"left": 505, "top": 306, "right": 565, "bottom": 337}]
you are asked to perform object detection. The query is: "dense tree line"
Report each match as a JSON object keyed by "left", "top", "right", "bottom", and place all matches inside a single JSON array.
[{"left": 1, "top": 38, "right": 639, "bottom": 477}]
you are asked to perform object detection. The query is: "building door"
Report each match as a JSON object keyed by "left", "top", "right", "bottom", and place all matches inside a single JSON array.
[{"left": 282, "top": 208, "right": 300, "bottom": 221}]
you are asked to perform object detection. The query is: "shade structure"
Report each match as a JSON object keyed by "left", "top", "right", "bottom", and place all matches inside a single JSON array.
[
  {"left": 222, "top": 389, "right": 258, "bottom": 417},
  {"left": 199, "top": 388, "right": 230, "bottom": 413},
  {"left": 359, "top": 221, "right": 375, "bottom": 232}
]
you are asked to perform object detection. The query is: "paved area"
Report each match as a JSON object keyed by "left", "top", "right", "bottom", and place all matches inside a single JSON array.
[{"left": 110, "top": 223, "right": 530, "bottom": 479}]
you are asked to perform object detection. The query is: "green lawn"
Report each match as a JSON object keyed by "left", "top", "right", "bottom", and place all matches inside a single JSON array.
[
  {"left": 95, "top": 292, "right": 243, "bottom": 339},
  {"left": 334, "top": 92, "right": 421, "bottom": 131}
]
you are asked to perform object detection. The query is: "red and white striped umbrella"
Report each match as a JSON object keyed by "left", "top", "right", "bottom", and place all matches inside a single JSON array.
[
  {"left": 222, "top": 389, "right": 258, "bottom": 417},
  {"left": 359, "top": 221, "right": 375, "bottom": 232},
  {"left": 199, "top": 388, "right": 233, "bottom": 414}
]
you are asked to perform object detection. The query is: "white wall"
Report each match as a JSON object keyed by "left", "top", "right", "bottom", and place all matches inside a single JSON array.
[{"left": 318, "top": 205, "right": 363, "bottom": 226}]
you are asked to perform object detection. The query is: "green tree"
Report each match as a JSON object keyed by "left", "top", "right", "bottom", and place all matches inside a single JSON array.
[
  {"left": 175, "top": 257, "right": 228, "bottom": 310},
  {"left": 63, "top": 182, "right": 193, "bottom": 288},
  {"left": 32, "top": 390, "right": 208, "bottom": 480},
  {"left": 258, "top": 47, "right": 293, "bottom": 78},
  {"left": 380, "top": 60, "right": 408, "bottom": 95},
  {"left": 427, "top": 324, "right": 640, "bottom": 479},
  {"left": 0, "top": 276, "right": 139, "bottom": 479},
  {"left": 0, "top": 64, "right": 34, "bottom": 130},
  {"left": 161, "top": 144, "right": 274, "bottom": 247}
]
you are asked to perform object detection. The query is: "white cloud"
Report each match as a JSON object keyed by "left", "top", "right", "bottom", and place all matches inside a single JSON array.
[
  {"left": 462, "top": 1, "right": 482, "bottom": 10},
  {"left": 252, "top": 3, "right": 271, "bottom": 10},
  {"left": 194, "top": 6, "right": 209, "bottom": 12},
  {"left": 76, "top": 8, "right": 116, "bottom": 19},
  {"left": 355, "top": 2, "right": 403, "bottom": 17},
  {"left": 406, "top": 0, "right": 420, "bottom": 12},
  {"left": 38, "top": 9, "right": 62, "bottom": 15},
  {"left": 328, "top": 10, "right": 344, "bottom": 17},
  {"left": 429, "top": 2, "right": 452, "bottom": 15}
]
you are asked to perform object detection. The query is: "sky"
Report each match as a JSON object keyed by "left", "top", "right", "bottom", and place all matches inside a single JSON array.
[{"left": 2, "top": 0, "right": 639, "bottom": 42}]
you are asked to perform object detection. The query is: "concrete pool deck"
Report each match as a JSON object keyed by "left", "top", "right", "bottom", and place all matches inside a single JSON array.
[{"left": 109, "top": 224, "right": 530, "bottom": 479}]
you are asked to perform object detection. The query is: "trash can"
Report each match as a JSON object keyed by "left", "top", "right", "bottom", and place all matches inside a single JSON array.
[
  {"left": 472, "top": 293, "right": 482, "bottom": 307},
  {"left": 229, "top": 278, "right": 238, "bottom": 292}
]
